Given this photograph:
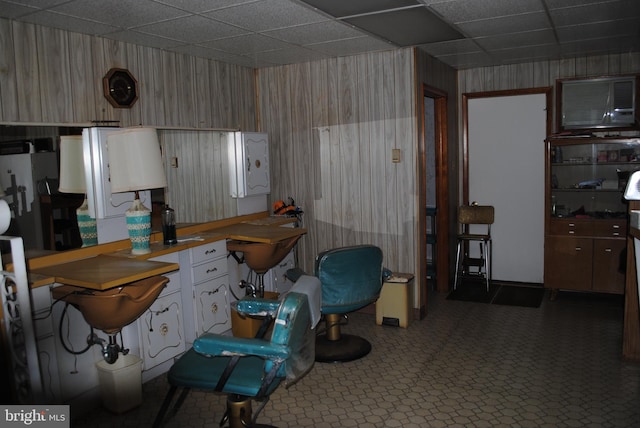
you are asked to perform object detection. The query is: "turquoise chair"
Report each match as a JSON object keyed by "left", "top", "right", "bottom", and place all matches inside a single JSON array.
[
  {"left": 314, "top": 245, "right": 384, "bottom": 362},
  {"left": 153, "top": 277, "right": 319, "bottom": 428}
]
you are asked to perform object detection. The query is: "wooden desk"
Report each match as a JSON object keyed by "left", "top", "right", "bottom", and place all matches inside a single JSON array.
[{"left": 31, "top": 254, "right": 179, "bottom": 291}]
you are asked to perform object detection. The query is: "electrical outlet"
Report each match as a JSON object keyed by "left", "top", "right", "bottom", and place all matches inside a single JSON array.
[
  {"left": 392, "top": 149, "right": 401, "bottom": 163},
  {"left": 170, "top": 157, "right": 178, "bottom": 168}
]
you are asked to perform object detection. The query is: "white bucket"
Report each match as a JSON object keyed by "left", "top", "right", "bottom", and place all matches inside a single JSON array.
[{"left": 95, "top": 354, "right": 143, "bottom": 413}]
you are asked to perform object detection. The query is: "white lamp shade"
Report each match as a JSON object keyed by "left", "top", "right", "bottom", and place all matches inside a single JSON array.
[
  {"left": 107, "top": 127, "right": 167, "bottom": 193},
  {"left": 58, "top": 135, "right": 86, "bottom": 194}
]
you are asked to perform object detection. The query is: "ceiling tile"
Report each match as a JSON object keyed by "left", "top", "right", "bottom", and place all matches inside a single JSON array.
[
  {"left": 18, "top": 11, "right": 118, "bottom": 35},
  {"left": 305, "top": 36, "right": 394, "bottom": 57},
  {"left": 136, "top": 15, "right": 248, "bottom": 43},
  {"left": 50, "top": 0, "right": 188, "bottom": 28},
  {"left": 204, "top": 0, "right": 326, "bottom": 32},
  {"left": 263, "top": 20, "right": 364, "bottom": 45},
  {"left": 457, "top": 12, "right": 551, "bottom": 37},
  {"left": 104, "top": 29, "right": 185, "bottom": 49},
  {"left": 556, "top": 19, "right": 640, "bottom": 42},
  {"left": 345, "top": 7, "right": 464, "bottom": 46},
  {"left": 549, "top": 0, "right": 640, "bottom": 27},
  {"left": 251, "top": 45, "right": 330, "bottom": 65},
  {"left": 0, "top": 1, "right": 39, "bottom": 19},
  {"left": 474, "top": 29, "right": 557, "bottom": 51},
  {"left": 152, "top": 0, "right": 258, "bottom": 14},
  {"left": 429, "top": 0, "right": 544, "bottom": 23},
  {"left": 490, "top": 44, "right": 561, "bottom": 63},
  {"left": 203, "top": 34, "right": 295, "bottom": 54},
  {"left": 418, "top": 38, "right": 484, "bottom": 56},
  {"left": 427, "top": 50, "right": 495, "bottom": 69},
  {"left": 300, "top": 0, "right": 419, "bottom": 18}
]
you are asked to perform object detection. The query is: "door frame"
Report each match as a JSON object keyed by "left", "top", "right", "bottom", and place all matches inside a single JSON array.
[{"left": 418, "top": 83, "right": 450, "bottom": 317}]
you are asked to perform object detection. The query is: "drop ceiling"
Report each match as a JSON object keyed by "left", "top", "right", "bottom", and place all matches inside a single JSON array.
[{"left": 0, "top": 0, "right": 638, "bottom": 70}]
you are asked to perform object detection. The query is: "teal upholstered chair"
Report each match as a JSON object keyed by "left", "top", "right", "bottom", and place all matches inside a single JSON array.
[
  {"left": 153, "top": 276, "right": 320, "bottom": 428},
  {"left": 314, "top": 245, "right": 384, "bottom": 363}
]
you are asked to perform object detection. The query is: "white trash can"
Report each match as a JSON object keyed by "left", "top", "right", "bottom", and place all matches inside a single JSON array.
[{"left": 95, "top": 354, "right": 143, "bottom": 413}]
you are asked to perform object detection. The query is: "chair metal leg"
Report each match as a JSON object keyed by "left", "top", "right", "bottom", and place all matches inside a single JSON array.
[
  {"left": 484, "top": 240, "right": 491, "bottom": 292},
  {"left": 453, "top": 241, "right": 463, "bottom": 290}
]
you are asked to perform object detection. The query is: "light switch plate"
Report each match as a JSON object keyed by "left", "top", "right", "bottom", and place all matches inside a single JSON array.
[{"left": 392, "top": 148, "right": 401, "bottom": 163}]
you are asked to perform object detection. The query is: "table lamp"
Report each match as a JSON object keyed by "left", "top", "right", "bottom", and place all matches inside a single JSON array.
[
  {"left": 107, "top": 127, "right": 167, "bottom": 255},
  {"left": 58, "top": 135, "right": 98, "bottom": 247}
]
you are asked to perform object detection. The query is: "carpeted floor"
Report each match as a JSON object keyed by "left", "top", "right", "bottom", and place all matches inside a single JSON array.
[{"left": 447, "top": 278, "right": 546, "bottom": 307}]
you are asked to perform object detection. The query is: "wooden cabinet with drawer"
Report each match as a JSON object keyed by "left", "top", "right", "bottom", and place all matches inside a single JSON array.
[
  {"left": 544, "top": 136, "right": 635, "bottom": 295},
  {"left": 180, "top": 240, "right": 231, "bottom": 343},
  {"left": 544, "top": 219, "right": 626, "bottom": 294}
]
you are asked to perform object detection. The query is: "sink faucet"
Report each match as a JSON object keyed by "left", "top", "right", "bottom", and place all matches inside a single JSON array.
[{"left": 238, "top": 280, "right": 257, "bottom": 298}]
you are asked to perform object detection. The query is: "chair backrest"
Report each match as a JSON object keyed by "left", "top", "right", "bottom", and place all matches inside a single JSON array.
[
  {"left": 458, "top": 205, "right": 494, "bottom": 225},
  {"left": 313, "top": 245, "right": 384, "bottom": 314},
  {"left": 458, "top": 204, "right": 494, "bottom": 236},
  {"left": 269, "top": 291, "right": 315, "bottom": 385}
]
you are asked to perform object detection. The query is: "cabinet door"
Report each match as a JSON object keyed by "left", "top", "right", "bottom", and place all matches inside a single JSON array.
[
  {"left": 269, "top": 250, "right": 296, "bottom": 294},
  {"left": 544, "top": 236, "right": 593, "bottom": 290},
  {"left": 592, "top": 238, "right": 626, "bottom": 294},
  {"left": 139, "top": 291, "right": 185, "bottom": 370},
  {"left": 195, "top": 278, "right": 231, "bottom": 336}
]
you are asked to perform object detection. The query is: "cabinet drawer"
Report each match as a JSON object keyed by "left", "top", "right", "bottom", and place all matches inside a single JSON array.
[
  {"left": 592, "top": 221, "right": 626, "bottom": 238},
  {"left": 548, "top": 220, "right": 594, "bottom": 236},
  {"left": 192, "top": 257, "right": 228, "bottom": 284},
  {"left": 190, "top": 240, "right": 226, "bottom": 264}
]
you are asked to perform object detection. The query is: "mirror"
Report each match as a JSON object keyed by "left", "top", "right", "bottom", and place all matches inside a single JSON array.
[{"left": 0, "top": 124, "right": 237, "bottom": 256}]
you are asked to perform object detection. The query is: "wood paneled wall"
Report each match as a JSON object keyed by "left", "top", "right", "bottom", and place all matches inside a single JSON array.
[
  {"left": 0, "top": 18, "right": 256, "bottom": 130},
  {"left": 458, "top": 53, "right": 640, "bottom": 131},
  {"left": 257, "top": 49, "right": 418, "bottom": 278}
]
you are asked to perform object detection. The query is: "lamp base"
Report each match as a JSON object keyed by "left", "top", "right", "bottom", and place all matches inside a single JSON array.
[
  {"left": 126, "top": 199, "right": 152, "bottom": 255},
  {"left": 76, "top": 199, "right": 97, "bottom": 247}
]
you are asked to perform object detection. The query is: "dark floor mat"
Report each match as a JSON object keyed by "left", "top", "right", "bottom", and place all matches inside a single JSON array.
[
  {"left": 446, "top": 278, "right": 499, "bottom": 303},
  {"left": 491, "top": 285, "right": 546, "bottom": 308}
]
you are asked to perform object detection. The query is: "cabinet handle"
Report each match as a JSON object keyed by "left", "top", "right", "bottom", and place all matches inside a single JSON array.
[
  {"left": 605, "top": 248, "right": 612, "bottom": 252},
  {"left": 568, "top": 223, "right": 575, "bottom": 227},
  {"left": 208, "top": 288, "right": 219, "bottom": 295},
  {"left": 612, "top": 232, "right": 620, "bottom": 236},
  {"left": 612, "top": 225, "right": 620, "bottom": 229},
  {"left": 568, "top": 231, "right": 575, "bottom": 234},
  {"left": 575, "top": 247, "right": 582, "bottom": 251},
  {"left": 206, "top": 267, "right": 218, "bottom": 274},
  {"left": 205, "top": 248, "right": 217, "bottom": 255}
]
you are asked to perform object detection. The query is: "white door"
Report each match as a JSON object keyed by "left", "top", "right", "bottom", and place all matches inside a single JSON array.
[{"left": 467, "top": 93, "right": 547, "bottom": 283}]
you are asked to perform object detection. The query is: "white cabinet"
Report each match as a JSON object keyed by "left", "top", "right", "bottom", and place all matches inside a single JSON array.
[
  {"left": 139, "top": 253, "right": 185, "bottom": 377},
  {"left": 267, "top": 250, "right": 296, "bottom": 294},
  {"left": 227, "top": 132, "right": 270, "bottom": 198},
  {"left": 180, "top": 240, "right": 231, "bottom": 343}
]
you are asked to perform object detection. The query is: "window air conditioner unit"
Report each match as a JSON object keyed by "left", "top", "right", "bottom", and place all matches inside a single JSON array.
[{"left": 557, "top": 75, "right": 639, "bottom": 131}]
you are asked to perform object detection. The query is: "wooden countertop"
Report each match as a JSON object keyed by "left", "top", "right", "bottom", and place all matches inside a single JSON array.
[
  {"left": 31, "top": 255, "right": 179, "bottom": 290},
  {"left": 27, "top": 213, "right": 306, "bottom": 290}
]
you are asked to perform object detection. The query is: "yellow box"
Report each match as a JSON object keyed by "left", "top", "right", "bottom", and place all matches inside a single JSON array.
[{"left": 375, "top": 274, "right": 414, "bottom": 328}]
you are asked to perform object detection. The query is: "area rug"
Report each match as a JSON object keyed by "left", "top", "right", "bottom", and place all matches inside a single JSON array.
[
  {"left": 491, "top": 285, "right": 546, "bottom": 308},
  {"left": 446, "top": 279, "right": 499, "bottom": 303},
  {"left": 447, "top": 280, "right": 546, "bottom": 308}
]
